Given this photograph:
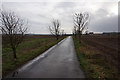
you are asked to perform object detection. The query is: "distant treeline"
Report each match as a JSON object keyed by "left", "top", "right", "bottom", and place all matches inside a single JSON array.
[
  {"left": 102, "top": 32, "right": 120, "bottom": 35},
  {"left": 25, "top": 34, "right": 72, "bottom": 36},
  {"left": 85, "top": 32, "right": 120, "bottom": 35}
]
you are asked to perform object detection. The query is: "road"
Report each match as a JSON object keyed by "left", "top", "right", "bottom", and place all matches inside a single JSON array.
[{"left": 7, "top": 36, "right": 85, "bottom": 78}]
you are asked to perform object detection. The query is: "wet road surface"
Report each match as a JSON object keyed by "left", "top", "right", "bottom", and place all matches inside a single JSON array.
[{"left": 7, "top": 36, "right": 85, "bottom": 78}]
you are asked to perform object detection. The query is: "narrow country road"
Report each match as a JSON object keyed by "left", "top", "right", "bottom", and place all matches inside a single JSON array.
[{"left": 7, "top": 36, "right": 85, "bottom": 78}]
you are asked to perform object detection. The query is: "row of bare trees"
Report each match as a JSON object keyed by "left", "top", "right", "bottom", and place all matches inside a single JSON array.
[
  {"left": 73, "top": 12, "right": 89, "bottom": 43},
  {"left": 0, "top": 10, "right": 89, "bottom": 59},
  {"left": 48, "top": 12, "right": 89, "bottom": 42},
  {"left": 0, "top": 10, "right": 27, "bottom": 59},
  {"left": 0, "top": 10, "right": 66, "bottom": 59}
]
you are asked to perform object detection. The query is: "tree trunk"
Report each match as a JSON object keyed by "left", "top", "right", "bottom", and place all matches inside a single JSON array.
[
  {"left": 78, "top": 31, "right": 81, "bottom": 44},
  {"left": 56, "top": 35, "right": 58, "bottom": 40},
  {"left": 56, "top": 37, "right": 58, "bottom": 40},
  {"left": 13, "top": 48, "right": 17, "bottom": 59},
  {"left": 79, "top": 35, "right": 81, "bottom": 43}
]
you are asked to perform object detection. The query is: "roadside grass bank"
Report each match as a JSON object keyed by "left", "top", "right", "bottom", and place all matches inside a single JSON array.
[
  {"left": 2, "top": 35, "right": 66, "bottom": 77},
  {"left": 73, "top": 37, "right": 118, "bottom": 79}
]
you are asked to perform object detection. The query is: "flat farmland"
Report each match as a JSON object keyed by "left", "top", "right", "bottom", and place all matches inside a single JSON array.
[{"left": 81, "top": 34, "right": 119, "bottom": 67}]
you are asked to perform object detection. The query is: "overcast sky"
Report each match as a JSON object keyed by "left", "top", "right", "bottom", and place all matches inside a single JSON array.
[{"left": 0, "top": 0, "right": 118, "bottom": 34}]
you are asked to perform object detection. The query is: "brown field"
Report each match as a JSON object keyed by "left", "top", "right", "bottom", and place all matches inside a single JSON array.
[{"left": 81, "top": 34, "right": 119, "bottom": 68}]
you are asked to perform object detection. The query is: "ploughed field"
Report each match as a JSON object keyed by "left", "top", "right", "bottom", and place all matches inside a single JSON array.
[
  {"left": 81, "top": 34, "right": 119, "bottom": 67},
  {"left": 2, "top": 35, "right": 65, "bottom": 77}
]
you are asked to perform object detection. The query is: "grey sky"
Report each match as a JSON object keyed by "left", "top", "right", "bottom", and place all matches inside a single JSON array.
[{"left": 1, "top": 0, "right": 118, "bottom": 34}]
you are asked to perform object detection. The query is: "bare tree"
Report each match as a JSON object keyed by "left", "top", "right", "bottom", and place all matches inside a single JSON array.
[
  {"left": 72, "top": 26, "right": 77, "bottom": 37},
  {"left": 49, "top": 19, "right": 61, "bottom": 40},
  {"left": 73, "top": 12, "right": 89, "bottom": 43},
  {"left": 0, "top": 10, "right": 27, "bottom": 59}
]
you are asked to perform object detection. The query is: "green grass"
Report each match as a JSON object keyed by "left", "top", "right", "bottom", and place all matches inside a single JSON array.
[
  {"left": 73, "top": 37, "right": 89, "bottom": 76},
  {"left": 2, "top": 36, "right": 66, "bottom": 77},
  {"left": 73, "top": 37, "right": 118, "bottom": 79}
]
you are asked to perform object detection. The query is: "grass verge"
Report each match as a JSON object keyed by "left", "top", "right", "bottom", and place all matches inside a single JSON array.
[
  {"left": 73, "top": 37, "right": 118, "bottom": 79},
  {"left": 2, "top": 36, "right": 66, "bottom": 77}
]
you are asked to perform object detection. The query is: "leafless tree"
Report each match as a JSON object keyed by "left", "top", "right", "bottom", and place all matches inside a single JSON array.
[
  {"left": 0, "top": 10, "right": 27, "bottom": 59},
  {"left": 72, "top": 26, "right": 77, "bottom": 37},
  {"left": 73, "top": 12, "right": 89, "bottom": 43},
  {"left": 49, "top": 19, "right": 61, "bottom": 40}
]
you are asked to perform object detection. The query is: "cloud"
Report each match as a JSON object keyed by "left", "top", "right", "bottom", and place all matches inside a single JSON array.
[
  {"left": 2, "top": 0, "right": 118, "bottom": 2},
  {"left": 1, "top": 1, "right": 118, "bottom": 34},
  {"left": 89, "top": 15, "right": 118, "bottom": 32}
]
